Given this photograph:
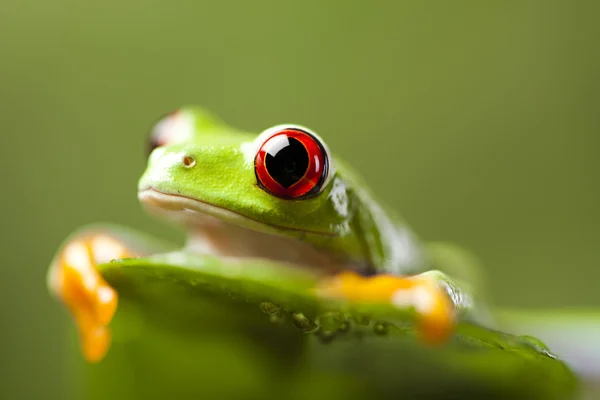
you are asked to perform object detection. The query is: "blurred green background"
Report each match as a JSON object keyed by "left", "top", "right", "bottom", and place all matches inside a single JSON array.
[{"left": 1, "top": 0, "right": 598, "bottom": 399}]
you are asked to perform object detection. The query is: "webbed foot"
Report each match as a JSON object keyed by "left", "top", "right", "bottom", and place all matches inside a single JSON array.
[
  {"left": 48, "top": 234, "right": 133, "bottom": 362},
  {"left": 318, "top": 270, "right": 456, "bottom": 343}
]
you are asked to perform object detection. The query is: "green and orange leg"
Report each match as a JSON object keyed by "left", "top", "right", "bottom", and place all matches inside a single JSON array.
[
  {"left": 47, "top": 225, "right": 172, "bottom": 362},
  {"left": 317, "top": 270, "right": 471, "bottom": 343}
]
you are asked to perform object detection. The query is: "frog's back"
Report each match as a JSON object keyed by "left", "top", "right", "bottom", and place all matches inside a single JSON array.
[{"left": 333, "top": 157, "right": 430, "bottom": 275}]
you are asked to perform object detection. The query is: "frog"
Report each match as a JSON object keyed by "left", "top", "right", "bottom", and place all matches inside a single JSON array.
[{"left": 47, "top": 107, "right": 486, "bottom": 363}]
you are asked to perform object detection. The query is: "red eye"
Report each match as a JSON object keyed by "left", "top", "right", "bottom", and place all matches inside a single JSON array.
[{"left": 255, "top": 128, "right": 329, "bottom": 199}]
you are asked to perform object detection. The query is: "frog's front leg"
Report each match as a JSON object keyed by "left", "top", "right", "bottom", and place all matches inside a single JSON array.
[
  {"left": 318, "top": 270, "right": 473, "bottom": 343},
  {"left": 47, "top": 224, "right": 174, "bottom": 362}
]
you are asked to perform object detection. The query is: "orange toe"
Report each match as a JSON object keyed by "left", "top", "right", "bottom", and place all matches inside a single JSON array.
[
  {"left": 396, "top": 276, "right": 455, "bottom": 344},
  {"left": 92, "top": 284, "right": 118, "bottom": 326},
  {"left": 51, "top": 235, "right": 131, "bottom": 363},
  {"left": 318, "top": 272, "right": 456, "bottom": 344},
  {"left": 80, "top": 324, "right": 112, "bottom": 363}
]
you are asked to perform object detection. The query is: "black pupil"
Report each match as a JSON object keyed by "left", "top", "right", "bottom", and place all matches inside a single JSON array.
[{"left": 265, "top": 137, "right": 309, "bottom": 188}]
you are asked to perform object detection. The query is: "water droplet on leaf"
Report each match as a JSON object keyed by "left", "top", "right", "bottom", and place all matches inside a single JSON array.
[
  {"left": 352, "top": 313, "right": 370, "bottom": 325},
  {"left": 373, "top": 321, "right": 389, "bottom": 336},
  {"left": 318, "top": 311, "right": 343, "bottom": 331},
  {"left": 291, "top": 312, "right": 318, "bottom": 333},
  {"left": 269, "top": 313, "right": 286, "bottom": 325},
  {"left": 317, "top": 329, "right": 336, "bottom": 344},
  {"left": 259, "top": 302, "right": 281, "bottom": 316},
  {"left": 519, "top": 335, "right": 556, "bottom": 358},
  {"left": 337, "top": 320, "right": 351, "bottom": 333}
]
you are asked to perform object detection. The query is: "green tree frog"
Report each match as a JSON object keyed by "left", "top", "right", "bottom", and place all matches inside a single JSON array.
[{"left": 47, "top": 107, "right": 482, "bottom": 363}]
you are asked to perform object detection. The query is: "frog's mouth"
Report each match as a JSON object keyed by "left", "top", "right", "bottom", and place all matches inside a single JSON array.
[
  {"left": 138, "top": 187, "right": 336, "bottom": 237},
  {"left": 137, "top": 187, "right": 345, "bottom": 274}
]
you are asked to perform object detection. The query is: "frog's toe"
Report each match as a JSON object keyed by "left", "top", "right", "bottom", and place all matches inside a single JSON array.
[
  {"left": 48, "top": 234, "right": 131, "bottom": 362},
  {"left": 317, "top": 271, "right": 456, "bottom": 343},
  {"left": 389, "top": 275, "right": 455, "bottom": 343},
  {"left": 80, "top": 324, "right": 112, "bottom": 363},
  {"left": 94, "top": 285, "right": 118, "bottom": 325}
]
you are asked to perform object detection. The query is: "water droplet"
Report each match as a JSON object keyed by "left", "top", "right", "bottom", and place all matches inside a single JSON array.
[
  {"left": 269, "top": 313, "right": 286, "bottom": 325},
  {"left": 352, "top": 313, "right": 370, "bottom": 325},
  {"left": 519, "top": 335, "right": 556, "bottom": 358},
  {"left": 337, "top": 320, "right": 351, "bottom": 333},
  {"left": 373, "top": 321, "right": 389, "bottom": 336},
  {"left": 227, "top": 291, "right": 238, "bottom": 300},
  {"left": 318, "top": 311, "right": 343, "bottom": 331},
  {"left": 259, "top": 302, "right": 281, "bottom": 316},
  {"left": 317, "top": 329, "right": 336, "bottom": 344},
  {"left": 518, "top": 335, "right": 549, "bottom": 350},
  {"left": 291, "top": 312, "right": 319, "bottom": 333}
]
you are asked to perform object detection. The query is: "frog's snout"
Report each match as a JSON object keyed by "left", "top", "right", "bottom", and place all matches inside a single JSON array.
[{"left": 138, "top": 149, "right": 197, "bottom": 193}]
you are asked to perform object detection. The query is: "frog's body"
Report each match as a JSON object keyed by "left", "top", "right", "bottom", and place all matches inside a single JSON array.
[
  {"left": 138, "top": 110, "right": 428, "bottom": 276},
  {"left": 47, "top": 107, "right": 480, "bottom": 362}
]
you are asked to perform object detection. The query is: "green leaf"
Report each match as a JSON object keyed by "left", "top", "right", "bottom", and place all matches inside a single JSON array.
[{"left": 71, "top": 254, "right": 579, "bottom": 400}]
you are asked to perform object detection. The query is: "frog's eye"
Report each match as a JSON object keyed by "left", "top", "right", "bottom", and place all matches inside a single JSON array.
[
  {"left": 254, "top": 127, "right": 329, "bottom": 200},
  {"left": 147, "top": 110, "right": 194, "bottom": 156}
]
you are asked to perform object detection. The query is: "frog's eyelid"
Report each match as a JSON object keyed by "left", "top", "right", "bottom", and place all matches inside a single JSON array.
[{"left": 149, "top": 112, "right": 195, "bottom": 150}]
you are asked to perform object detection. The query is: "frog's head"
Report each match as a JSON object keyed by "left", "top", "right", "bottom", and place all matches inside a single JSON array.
[{"left": 138, "top": 107, "right": 363, "bottom": 267}]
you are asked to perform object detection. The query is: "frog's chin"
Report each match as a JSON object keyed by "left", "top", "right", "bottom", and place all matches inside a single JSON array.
[{"left": 137, "top": 187, "right": 344, "bottom": 274}]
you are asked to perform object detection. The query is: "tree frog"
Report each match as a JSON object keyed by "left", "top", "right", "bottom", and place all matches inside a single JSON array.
[{"left": 47, "top": 107, "right": 483, "bottom": 363}]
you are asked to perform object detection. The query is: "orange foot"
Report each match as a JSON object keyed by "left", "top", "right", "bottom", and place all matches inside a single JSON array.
[
  {"left": 317, "top": 271, "right": 456, "bottom": 343},
  {"left": 47, "top": 234, "right": 133, "bottom": 362}
]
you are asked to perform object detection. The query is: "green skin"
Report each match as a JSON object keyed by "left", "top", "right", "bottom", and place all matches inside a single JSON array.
[
  {"left": 141, "top": 108, "right": 425, "bottom": 272},
  {"left": 134, "top": 107, "right": 480, "bottom": 321}
]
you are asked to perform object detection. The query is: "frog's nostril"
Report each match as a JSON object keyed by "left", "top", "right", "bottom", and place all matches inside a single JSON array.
[{"left": 182, "top": 155, "right": 196, "bottom": 168}]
